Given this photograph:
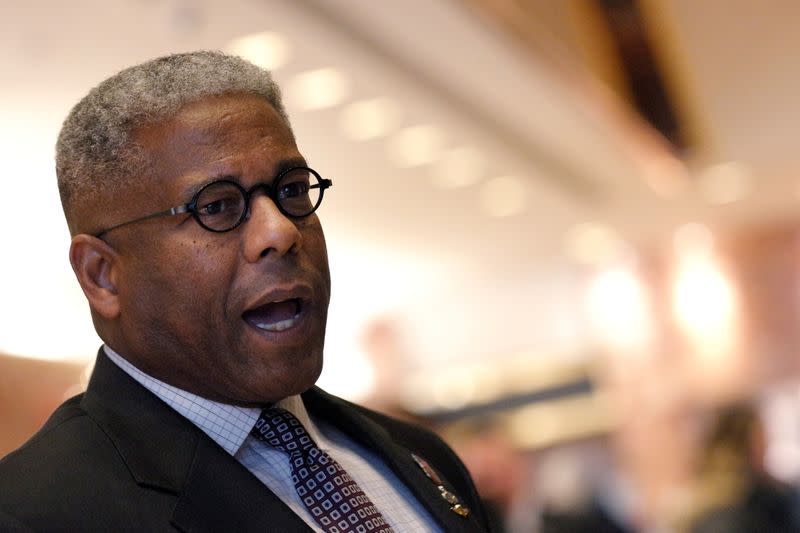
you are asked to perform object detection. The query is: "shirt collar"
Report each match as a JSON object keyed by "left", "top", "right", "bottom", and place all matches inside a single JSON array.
[{"left": 102, "top": 345, "right": 322, "bottom": 455}]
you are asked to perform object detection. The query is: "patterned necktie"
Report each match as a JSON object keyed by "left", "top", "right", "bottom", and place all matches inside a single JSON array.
[{"left": 251, "top": 407, "right": 395, "bottom": 533}]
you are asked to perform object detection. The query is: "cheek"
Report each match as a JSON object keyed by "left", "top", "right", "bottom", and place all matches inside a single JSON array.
[
  {"left": 127, "top": 240, "right": 236, "bottom": 322},
  {"left": 303, "top": 221, "right": 330, "bottom": 276},
  {"left": 177, "top": 241, "right": 239, "bottom": 307},
  {"left": 184, "top": 240, "right": 230, "bottom": 278}
]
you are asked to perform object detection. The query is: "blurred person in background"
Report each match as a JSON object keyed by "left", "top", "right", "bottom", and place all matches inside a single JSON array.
[
  {"left": 685, "top": 402, "right": 800, "bottom": 533},
  {"left": 535, "top": 439, "right": 637, "bottom": 533},
  {"left": 448, "top": 419, "right": 531, "bottom": 533},
  {"left": 358, "top": 316, "right": 421, "bottom": 423},
  {"left": 0, "top": 51, "right": 490, "bottom": 532}
]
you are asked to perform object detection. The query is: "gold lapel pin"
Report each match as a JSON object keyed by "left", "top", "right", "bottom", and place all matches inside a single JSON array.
[{"left": 411, "top": 454, "right": 471, "bottom": 518}]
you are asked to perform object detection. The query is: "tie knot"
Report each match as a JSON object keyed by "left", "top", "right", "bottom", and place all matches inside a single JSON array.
[
  {"left": 250, "top": 408, "right": 396, "bottom": 532},
  {"left": 251, "top": 407, "right": 316, "bottom": 457}
]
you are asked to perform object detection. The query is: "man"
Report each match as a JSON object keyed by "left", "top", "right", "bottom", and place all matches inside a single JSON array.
[{"left": 0, "top": 51, "right": 490, "bottom": 532}]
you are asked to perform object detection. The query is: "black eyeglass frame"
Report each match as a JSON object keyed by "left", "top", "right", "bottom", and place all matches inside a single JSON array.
[{"left": 93, "top": 166, "right": 332, "bottom": 238}]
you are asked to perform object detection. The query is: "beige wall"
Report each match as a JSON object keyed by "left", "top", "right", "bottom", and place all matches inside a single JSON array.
[{"left": 0, "top": 355, "right": 83, "bottom": 457}]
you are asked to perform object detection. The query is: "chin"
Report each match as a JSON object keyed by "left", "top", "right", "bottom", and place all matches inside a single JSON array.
[{"left": 238, "top": 353, "right": 323, "bottom": 404}]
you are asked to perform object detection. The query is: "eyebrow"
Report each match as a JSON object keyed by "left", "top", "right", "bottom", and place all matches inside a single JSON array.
[
  {"left": 275, "top": 156, "right": 309, "bottom": 176},
  {"left": 179, "top": 156, "right": 310, "bottom": 200}
]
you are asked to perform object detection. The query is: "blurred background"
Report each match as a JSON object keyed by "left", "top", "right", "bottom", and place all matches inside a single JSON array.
[{"left": 3, "top": 0, "right": 800, "bottom": 531}]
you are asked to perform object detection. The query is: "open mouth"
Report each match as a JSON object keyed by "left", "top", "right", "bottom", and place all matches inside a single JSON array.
[{"left": 242, "top": 298, "right": 303, "bottom": 332}]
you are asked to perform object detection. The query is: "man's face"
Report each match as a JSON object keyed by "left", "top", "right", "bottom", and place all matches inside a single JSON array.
[{"left": 105, "top": 93, "right": 331, "bottom": 405}]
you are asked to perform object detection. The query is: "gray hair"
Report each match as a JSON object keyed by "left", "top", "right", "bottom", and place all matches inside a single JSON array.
[{"left": 55, "top": 50, "right": 289, "bottom": 234}]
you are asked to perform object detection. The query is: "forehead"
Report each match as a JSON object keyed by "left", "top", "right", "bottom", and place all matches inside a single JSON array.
[{"left": 135, "top": 93, "right": 299, "bottom": 193}]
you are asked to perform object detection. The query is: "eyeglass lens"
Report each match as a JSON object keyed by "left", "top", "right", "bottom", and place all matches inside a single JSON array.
[
  {"left": 277, "top": 168, "right": 318, "bottom": 216},
  {"left": 194, "top": 168, "right": 322, "bottom": 232}
]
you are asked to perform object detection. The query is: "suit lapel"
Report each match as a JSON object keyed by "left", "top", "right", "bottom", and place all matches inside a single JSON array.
[
  {"left": 303, "top": 388, "right": 486, "bottom": 533},
  {"left": 81, "top": 350, "right": 312, "bottom": 533},
  {"left": 170, "top": 436, "right": 311, "bottom": 533},
  {"left": 371, "top": 438, "right": 484, "bottom": 533}
]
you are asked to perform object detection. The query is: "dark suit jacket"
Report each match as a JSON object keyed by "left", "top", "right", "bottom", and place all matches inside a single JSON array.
[{"left": 0, "top": 350, "right": 490, "bottom": 532}]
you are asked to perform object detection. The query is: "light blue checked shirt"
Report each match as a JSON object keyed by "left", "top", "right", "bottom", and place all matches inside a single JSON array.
[{"left": 104, "top": 346, "right": 440, "bottom": 533}]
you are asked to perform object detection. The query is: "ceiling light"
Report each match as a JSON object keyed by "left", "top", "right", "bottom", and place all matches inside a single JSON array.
[
  {"left": 226, "top": 31, "right": 290, "bottom": 70},
  {"left": 339, "top": 98, "right": 401, "bottom": 141},
  {"left": 288, "top": 68, "right": 349, "bottom": 111},
  {"left": 586, "top": 267, "right": 654, "bottom": 351},
  {"left": 698, "top": 161, "right": 752, "bottom": 205},
  {"left": 386, "top": 125, "right": 444, "bottom": 168},
  {"left": 430, "top": 146, "right": 486, "bottom": 189},
  {"left": 672, "top": 257, "right": 737, "bottom": 348},
  {"left": 479, "top": 175, "right": 527, "bottom": 217}
]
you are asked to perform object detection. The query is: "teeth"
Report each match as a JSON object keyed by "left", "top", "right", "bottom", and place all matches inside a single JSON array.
[{"left": 255, "top": 313, "right": 300, "bottom": 332}]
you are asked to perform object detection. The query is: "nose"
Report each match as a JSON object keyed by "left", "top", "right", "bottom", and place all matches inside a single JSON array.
[{"left": 241, "top": 193, "right": 303, "bottom": 262}]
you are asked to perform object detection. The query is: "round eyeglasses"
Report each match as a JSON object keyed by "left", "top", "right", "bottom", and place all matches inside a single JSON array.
[{"left": 94, "top": 166, "right": 332, "bottom": 237}]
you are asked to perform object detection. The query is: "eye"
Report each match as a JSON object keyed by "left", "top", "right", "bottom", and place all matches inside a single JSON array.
[
  {"left": 199, "top": 198, "right": 231, "bottom": 216},
  {"left": 275, "top": 168, "right": 323, "bottom": 217},
  {"left": 278, "top": 180, "right": 310, "bottom": 200},
  {"left": 194, "top": 182, "right": 246, "bottom": 230}
]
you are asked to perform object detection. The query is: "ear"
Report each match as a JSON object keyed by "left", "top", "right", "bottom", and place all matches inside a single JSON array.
[{"left": 69, "top": 234, "right": 121, "bottom": 319}]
